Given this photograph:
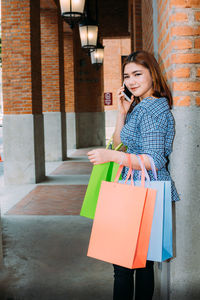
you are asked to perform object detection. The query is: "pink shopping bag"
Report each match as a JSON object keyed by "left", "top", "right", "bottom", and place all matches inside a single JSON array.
[{"left": 87, "top": 154, "right": 156, "bottom": 269}]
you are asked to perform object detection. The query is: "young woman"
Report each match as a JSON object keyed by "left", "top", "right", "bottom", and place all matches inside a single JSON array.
[{"left": 88, "top": 51, "right": 179, "bottom": 300}]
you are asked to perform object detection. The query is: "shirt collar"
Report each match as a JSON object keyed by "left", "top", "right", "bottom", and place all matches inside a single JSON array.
[{"left": 136, "top": 96, "right": 170, "bottom": 114}]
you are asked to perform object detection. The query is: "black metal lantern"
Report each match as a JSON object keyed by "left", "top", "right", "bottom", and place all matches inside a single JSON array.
[
  {"left": 90, "top": 41, "right": 104, "bottom": 65},
  {"left": 79, "top": 16, "right": 98, "bottom": 50},
  {"left": 60, "top": 0, "right": 86, "bottom": 28}
]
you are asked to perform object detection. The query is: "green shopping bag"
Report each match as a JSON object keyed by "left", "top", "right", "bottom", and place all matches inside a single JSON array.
[{"left": 80, "top": 141, "right": 124, "bottom": 219}]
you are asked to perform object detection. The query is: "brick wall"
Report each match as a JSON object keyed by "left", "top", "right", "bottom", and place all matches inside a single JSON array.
[
  {"left": 103, "top": 38, "right": 131, "bottom": 111},
  {"left": 58, "top": 10, "right": 66, "bottom": 113},
  {"left": 98, "top": 0, "right": 129, "bottom": 38},
  {"left": 73, "top": 26, "right": 104, "bottom": 113},
  {"left": 157, "top": 0, "right": 200, "bottom": 106},
  {"left": 1, "top": 0, "right": 42, "bottom": 114},
  {"left": 64, "top": 32, "right": 75, "bottom": 113},
  {"left": 142, "top": 0, "right": 154, "bottom": 53},
  {"left": 40, "top": 8, "right": 62, "bottom": 112},
  {"left": 132, "top": 0, "right": 143, "bottom": 51}
]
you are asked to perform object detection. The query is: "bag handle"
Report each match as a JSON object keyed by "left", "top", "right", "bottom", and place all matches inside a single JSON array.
[
  {"left": 114, "top": 154, "right": 132, "bottom": 184},
  {"left": 105, "top": 136, "right": 113, "bottom": 149},
  {"left": 137, "top": 155, "right": 146, "bottom": 187},
  {"left": 146, "top": 155, "right": 157, "bottom": 180},
  {"left": 106, "top": 137, "right": 123, "bottom": 151},
  {"left": 124, "top": 154, "right": 134, "bottom": 185},
  {"left": 137, "top": 155, "right": 150, "bottom": 182},
  {"left": 138, "top": 155, "right": 157, "bottom": 181},
  {"left": 114, "top": 142, "right": 124, "bottom": 151},
  {"left": 114, "top": 154, "right": 146, "bottom": 187}
]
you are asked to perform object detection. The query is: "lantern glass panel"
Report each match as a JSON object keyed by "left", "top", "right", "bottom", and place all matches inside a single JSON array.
[
  {"left": 91, "top": 48, "right": 104, "bottom": 64},
  {"left": 60, "top": 0, "right": 85, "bottom": 16},
  {"left": 79, "top": 25, "right": 98, "bottom": 48}
]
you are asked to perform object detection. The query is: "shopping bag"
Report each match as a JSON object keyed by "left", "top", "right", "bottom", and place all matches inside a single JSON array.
[
  {"left": 146, "top": 180, "right": 172, "bottom": 261},
  {"left": 80, "top": 141, "right": 123, "bottom": 219},
  {"left": 126, "top": 155, "right": 173, "bottom": 262},
  {"left": 87, "top": 154, "right": 156, "bottom": 269}
]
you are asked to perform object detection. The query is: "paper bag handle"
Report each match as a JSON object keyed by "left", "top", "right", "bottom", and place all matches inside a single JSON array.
[
  {"left": 114, "top": 154, "right": 133, "bottom": 184},
  {"left": 114, "top": 154, "right": 146, "bottom": 187},
  {"left": 146, "top": 155, "right": 157, "bottom": 180},
  {"left": 106, "top": 137, "right": 123, "bottom": 151}
]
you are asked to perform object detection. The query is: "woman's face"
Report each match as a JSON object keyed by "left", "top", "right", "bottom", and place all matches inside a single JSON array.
[{"left": 123, "top": 62, "right": 154, "bottom": 100}]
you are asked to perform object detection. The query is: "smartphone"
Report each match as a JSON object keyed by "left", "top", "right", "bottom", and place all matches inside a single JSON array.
[{"left": 122, "top": 83, "right": 133, "bottom": 102}]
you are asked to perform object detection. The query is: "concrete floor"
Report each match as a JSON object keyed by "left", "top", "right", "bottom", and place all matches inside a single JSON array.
[
  {"left": 0, "top": 147, "right": 163, "bottom": 300},
  {"left": 0, "top": 216, "right": 113, "bottom": 300},
  {"left": 0, "top": 148, "right": 113, "bottom": 300}
]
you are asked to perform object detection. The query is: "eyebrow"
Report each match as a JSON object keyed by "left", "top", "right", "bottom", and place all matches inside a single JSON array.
[{"left": 123, "top": 70, "right": 143, "bottom": 75}]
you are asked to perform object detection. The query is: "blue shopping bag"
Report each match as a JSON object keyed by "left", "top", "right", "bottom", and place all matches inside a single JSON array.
[
  {"left": 121, "top": 155, "right": 173, "bottom": 262},
  {"left": 143, "top": 180, "right": 172, "bottom": 262}
]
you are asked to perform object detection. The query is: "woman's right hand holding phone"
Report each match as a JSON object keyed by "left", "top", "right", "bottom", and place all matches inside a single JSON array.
[
  {"left": 117, "top": 86, "right": 134, "bottom": 115},
  {"left": 113, "top": 85, "right": 134, "bottom": 147}
]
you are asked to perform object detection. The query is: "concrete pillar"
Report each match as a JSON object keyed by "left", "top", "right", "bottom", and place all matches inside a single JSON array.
[
  {"left": 154, "top": 1, "right": 200, "bottom": 299},
  {"left": 0, "top": 221, "right": 2, "bottom": 266},
  {"left": 73, "top": 27, "right": 105, "bottom": 148},
  {"left": 151, "top": 1, "right": 169, "bottom": 298},
  {"left": 170, "top": 108, "right": 200, "bottom": 299},
  {"left": 168, "top": 2, "right": 200, "bottom": 295},
  {"left": 1, "top": 0, "right": 45, "bottom": 184},
  {"left": 40, "top": 7, "right": 67, "bottom": 161}
]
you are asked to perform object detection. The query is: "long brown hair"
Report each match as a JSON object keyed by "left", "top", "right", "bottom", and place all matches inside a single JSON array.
[{"left": 122, "top": 51, "right": 173, "bottom": 108}]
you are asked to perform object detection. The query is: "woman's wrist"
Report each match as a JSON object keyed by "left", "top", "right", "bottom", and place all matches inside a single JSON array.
[
  {"left": 119, "top": 152, "right": 127, "bottom": 165},
  {"left": 112, "top": 150, "right": 127, "bottom": 165},
  {"left": 118, "top": 111, "right": 127, "bottom": 119}
]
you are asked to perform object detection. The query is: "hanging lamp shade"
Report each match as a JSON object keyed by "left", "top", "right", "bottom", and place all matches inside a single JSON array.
[
  {"left": 60, "top": 0, "right": 85, "bottom": 28},
  {"left": 91, "top": 42, "right": 104, "bottom": 64},
  {"left": 79, "top": 17, "right": 98, "bottom": 49}
]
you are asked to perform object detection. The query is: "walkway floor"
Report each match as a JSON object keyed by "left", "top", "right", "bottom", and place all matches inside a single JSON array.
[{"left": 0, "top": 148, "right": 113, "bottom": 300}]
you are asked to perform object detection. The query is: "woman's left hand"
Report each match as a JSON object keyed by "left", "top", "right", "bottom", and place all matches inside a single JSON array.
[{"left": 88, "top": 149, "right": 112, "bottom": 165}]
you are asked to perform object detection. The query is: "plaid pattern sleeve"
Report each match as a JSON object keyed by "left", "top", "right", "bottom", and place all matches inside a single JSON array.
[{"left": 139, "top": 109, "right": 168, "bottom": 170}]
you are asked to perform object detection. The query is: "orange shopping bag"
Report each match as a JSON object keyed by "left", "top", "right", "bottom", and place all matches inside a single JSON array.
[{"left": 87, "top": 154, "right": 156, "bottom": 269}]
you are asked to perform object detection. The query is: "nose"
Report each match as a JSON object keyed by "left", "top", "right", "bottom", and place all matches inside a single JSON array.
[{"left": 126, "top": 76, "right": 137, "bottom": 86}]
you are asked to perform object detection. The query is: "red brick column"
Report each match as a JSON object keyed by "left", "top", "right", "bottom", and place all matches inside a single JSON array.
[
  {"left": 157, "top": 0, "right": 200, "bottom": 106},
  {"left": 103, "top": 38, "right": 131, "bottom": 112},
  {"left": 1, "top": 0, "right": 45, "bottom": 184},
  {"left": 63, "top": 31, "right": 76, "bottom": 152},
  {"left": 103, "top": 38, "right": 131, "bottom": 142},
  {"left": 41, "top": 9, "right": 61, "bottom": 112},
  {"left": 2, "top": 0, "right": 42, "bottom": 115},
  {"left": 64, "top": 32, "right": 75, "bottom": 113},
  {"left": 73, "top": 26, "right": 105, "bottom": 148},
  {"left": 155, "top": 1, "right": 200, "bottom": 299},
  {"left": 131, "top": 0, "right": 143, "bottom": 51},
  {"left": 73, "top": 27, "right": 104, "bottom": 113},
  {"left": 40, "top": 7, "right": 66, "bottom": 160},
  {"left": 142, "top": 0, "right": 154, "bottom": 53}
]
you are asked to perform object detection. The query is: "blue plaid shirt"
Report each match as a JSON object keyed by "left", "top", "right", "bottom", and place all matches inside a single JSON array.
[{"left": 120, "top": 96, "right": 180, "bottom": 202}]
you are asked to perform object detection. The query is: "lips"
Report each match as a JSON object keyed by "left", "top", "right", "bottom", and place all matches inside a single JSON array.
[{"left": 130, "top": 87, "right": 138, "bottom": 91}]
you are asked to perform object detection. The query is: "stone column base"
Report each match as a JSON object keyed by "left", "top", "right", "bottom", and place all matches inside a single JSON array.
[
  {"left": 3, "top": 114, "right": 45, "bottom": 184},
  {"left": 169, "top": 107, "right": 200, "bottom": 300},
  {"left": 66, "top": 112, "right": 76, "bottom": 156},
  {"left": 43, "top": 112, "right": 67, "bottom": 161},
  {"left": 76, "top": 112, "right": 105, "bottom": 148}
]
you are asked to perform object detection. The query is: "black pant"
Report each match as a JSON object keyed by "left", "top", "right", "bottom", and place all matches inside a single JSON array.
[{"left": 113, "top": 261, "right": 154, "bottom": 300}]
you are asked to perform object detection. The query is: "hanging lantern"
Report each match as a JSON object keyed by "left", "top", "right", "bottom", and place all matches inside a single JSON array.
[
  {"left": 90, "top": 42, "right": 104, "bottom": 65},
  {"left": 79, "top": 17, "right": 98, "bottom": 50},
  {"left": 60, "top": 0, "right": 86, "bottom": 28}
]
